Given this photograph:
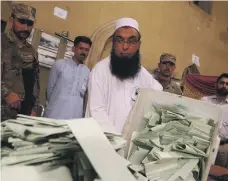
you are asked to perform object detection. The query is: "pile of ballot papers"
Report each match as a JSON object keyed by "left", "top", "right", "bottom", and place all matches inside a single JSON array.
[
  {"left": 1, "top": 115, "right": 77, "bottom": 167},
  {"left": 125, "top": 103, "right": 216, "bottom": 181},
  {"left": 1, "top": 101, "right": 218, "bottom": 181},
  {"left": 1, "top": 114, "right": 127, "bottom": 181}
]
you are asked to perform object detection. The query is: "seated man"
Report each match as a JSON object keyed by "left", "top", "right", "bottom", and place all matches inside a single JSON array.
[{"left": 201, "top": 73, "right": 228, "bottom": 168}]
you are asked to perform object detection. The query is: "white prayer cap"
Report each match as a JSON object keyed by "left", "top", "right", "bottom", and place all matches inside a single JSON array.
[{"left": 114, "top": 17, "right": 139, "bottom": 32}]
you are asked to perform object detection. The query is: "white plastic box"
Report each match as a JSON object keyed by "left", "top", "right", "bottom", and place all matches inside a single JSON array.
[{"left": 122, "top": 89, "right": 223, "bottom": 181}]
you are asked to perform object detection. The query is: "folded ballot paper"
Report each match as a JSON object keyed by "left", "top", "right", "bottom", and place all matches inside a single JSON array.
[
  {"left": 122, "top": 89, "right": 223, "bottom": 181},
  {"left": 1, "top": 115, "right": 136, "bottom": 181}
]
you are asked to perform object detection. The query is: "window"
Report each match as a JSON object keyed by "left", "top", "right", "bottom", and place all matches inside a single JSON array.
[{"left": 193, "top": 1, "right": 213, "bottom": 15}]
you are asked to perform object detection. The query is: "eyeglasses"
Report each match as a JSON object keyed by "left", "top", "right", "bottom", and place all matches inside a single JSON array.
[
  {"left": 15, "top": 18, "right": 34, "bottom": 26},
  {"left": 114, "top": 38, "right": 138, "bottom": 46},
  {"left": 219, "top": 81, "right": 228, "bottom": 86}
]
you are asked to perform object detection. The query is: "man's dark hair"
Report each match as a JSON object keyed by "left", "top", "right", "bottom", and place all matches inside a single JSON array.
[
  {"left": 217, "top": 73, "right": 228, "bottom": 83},
  {"left": 74, "top": 36, "right": 92, "bottom": 47}
]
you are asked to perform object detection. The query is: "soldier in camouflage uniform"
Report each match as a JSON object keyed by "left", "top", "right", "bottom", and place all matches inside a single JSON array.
[
  {"left": 1, "top": 3, "right": 40, "bottom": 121},
  {"left": 152, "top": 53, "right": 182, "bottom": 95}
]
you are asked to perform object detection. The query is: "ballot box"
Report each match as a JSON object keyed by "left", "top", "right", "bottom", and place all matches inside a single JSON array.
[{"left": 122, "top": 89, "right": 223, "bottom": 181}]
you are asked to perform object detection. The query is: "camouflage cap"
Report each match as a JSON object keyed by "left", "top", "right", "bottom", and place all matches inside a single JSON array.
[
  {"left": 160, "top": 53, "right": 176, "bottom": 65},
  {"left": 12, "top": 3, "right": 36, "bottom": 21}
]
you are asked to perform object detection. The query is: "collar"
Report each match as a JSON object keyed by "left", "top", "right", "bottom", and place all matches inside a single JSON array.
[
  {"left": 6, "top": 29, "right": 31, "bottom": 48},
  {"left": 70, "top": 58, "right": 84, "bottom": 67},
  {"left": 156, "top": 74, "right": 172, "bottom": 86}
]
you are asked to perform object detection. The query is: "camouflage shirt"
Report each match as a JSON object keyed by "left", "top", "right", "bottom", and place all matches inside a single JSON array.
[
  {"left": 152, "top": 73, "right": 182, "bottom": 95},
  {"left": 1, "top": 30, "right": 40, "bottom": 120}
]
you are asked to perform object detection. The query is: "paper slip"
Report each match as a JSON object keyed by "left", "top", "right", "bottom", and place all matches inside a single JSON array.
[{"left": 66, "top": 118, "right": 137, "bottom": 181}]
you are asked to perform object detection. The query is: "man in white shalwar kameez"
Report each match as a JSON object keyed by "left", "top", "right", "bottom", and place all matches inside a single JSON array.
[{"left": 86, "top": 18, "right": 163, "bottom": 134}]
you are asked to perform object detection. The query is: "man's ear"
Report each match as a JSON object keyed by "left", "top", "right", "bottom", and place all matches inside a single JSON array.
[
  {"left": 172, "top": 65, "right": 176, "bottom": 71},
  {"left": 138, "top": 41, "right": 141, "bottom": 49},
  {"left": 72, "top": 46, "right": 75, "bottom": 52}
]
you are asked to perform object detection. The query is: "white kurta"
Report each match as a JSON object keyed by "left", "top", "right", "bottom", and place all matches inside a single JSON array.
[
  {"left": 201, "top": 95, "right": 228, "bottom": 140},
  {"left": 86, "top": 56, "right": 163, "bottom": 134}
]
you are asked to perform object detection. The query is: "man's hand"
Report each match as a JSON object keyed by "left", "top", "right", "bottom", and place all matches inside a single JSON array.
[
  {"left": 5, "top": 92, "right": 21, "bottom": 110},
  {"left": 31, "top": 111, "right": 36, "bottom": 116}
]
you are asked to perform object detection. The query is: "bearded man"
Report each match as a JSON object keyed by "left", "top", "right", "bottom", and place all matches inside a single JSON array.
[
  {"left": 201, "top": 73, "right": 228, "bottom": 168},
  {"left": 86, "top": 17, "right": 163, "bottom": 134},
  {"left": 1, "top": 3, "right": 40, "bottom": 121}
]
